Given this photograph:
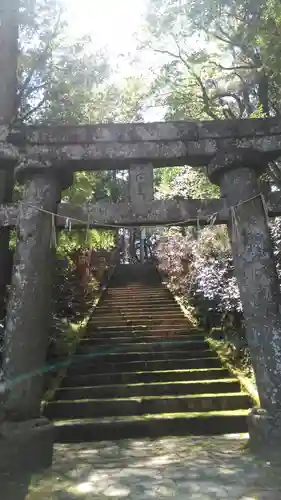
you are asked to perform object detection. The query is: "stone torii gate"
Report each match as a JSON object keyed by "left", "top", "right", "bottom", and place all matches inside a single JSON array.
[
  {"left": 2, "top": 119, "right": 281, "bottom": 465},
  {"left": 2, "top": 1, "right": 281, "bottom": 477}
]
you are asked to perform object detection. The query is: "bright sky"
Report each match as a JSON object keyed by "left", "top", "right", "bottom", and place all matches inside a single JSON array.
[
  {"left": 64, "top": 0, "right": 166, "bottom": 120},
  {"left": 64, "top": 0, "right": 148, "bottom": 58},
  {"left": 62, "top": 0, "right": 219, "bottom": 122}
]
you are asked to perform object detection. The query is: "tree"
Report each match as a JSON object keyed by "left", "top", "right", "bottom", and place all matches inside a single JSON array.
[
  {"left": 15, "top": 0, "right": 150, "bottom": 209},
  {"left": 155, "top": 166, "right": 220, "bottom": 201},
  {"left": 138, "top": 0, "right": 278, "bottom": 202},
  {"left": 0, "top": 0, "right": 150, "bottom": 321},
  {"left": 140, "top": 0, "right": 281, "bottom": 352},
  {"left": 140, "top": 0, "right": 281, "bottom": 120}
]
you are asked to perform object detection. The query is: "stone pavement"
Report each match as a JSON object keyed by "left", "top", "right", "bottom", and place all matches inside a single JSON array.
[{"left": 27, "top": 434, "right": 281, "bottom": 500}]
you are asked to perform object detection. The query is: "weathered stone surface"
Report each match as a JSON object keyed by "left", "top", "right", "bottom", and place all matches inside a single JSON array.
[
  {"left": 0, "top": 417, "right": 54, "bottom": 474},
  {"left": 22, "top": 134, "right": 281, "bottom": 169},
  {"left": 0, "top": 198, "right": 228, "bottom": 227},
  {"left": 208, "top": 147, "right": 266, "bottom": 185},
  {"left": 0, "top": 169, "right": 14, "bottom": 318},
  {"left": 0, "top": 1, "right": 19, "bottom": 127},
  {"left": 18, "top": 116, "right": 281, "bottom": 144},
  {"left": 0, "top": 0, "right": 20, "bottom": 320},
  {"left": 248, "top": 408, "right": 281, "bottom": 456},
  {"left": 3, "top": 117, "right": 279, "bottom": 169},
  {"left": 24, "top": 140, "right": 190, "bottom": 168},
  {"left": 3, "top": 171, "right": 62, "bottom": 420},
  {"left": 0, "top": 417, "right": 54, "bottom": 500},
  {"left": 208, "top": 148, "right": 281, "bottom": 423},
  {"left": 15, "top": 159, "right": 73, "bottom": 189},
  {"left": 0, "top": 202, "right": 18, "bottom": 226},
  {"left": 129, "top": 164, "right": 154, "bottom": 262},
  {"left": 129, "top": 163, "right": 154, "bottom": 204},
  {"left": 2, "top": 192, "right": 281, "bottom": 227},
  {"left": 68, "top": 198, "right": 227, "bottom": 227},
  {"left": 0, "top": 138, "right": 19, "bottom": 164}
]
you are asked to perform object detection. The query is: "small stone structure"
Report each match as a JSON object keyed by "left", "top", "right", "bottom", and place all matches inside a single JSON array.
[
  {"left": 129, "top": 163, "right": 154, "bottom": 262},
  {"left": 1, "top": 2, "right": 281, "bottom": 483}
]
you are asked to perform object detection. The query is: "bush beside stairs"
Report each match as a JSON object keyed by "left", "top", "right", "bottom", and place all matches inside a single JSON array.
[{"left": 44, "top": 264, "right": 252, "bottom": 442}]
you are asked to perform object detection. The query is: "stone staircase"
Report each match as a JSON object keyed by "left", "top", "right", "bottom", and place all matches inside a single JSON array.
[{"left": 45, "top": 264, "right": 252, "bottom": 442}]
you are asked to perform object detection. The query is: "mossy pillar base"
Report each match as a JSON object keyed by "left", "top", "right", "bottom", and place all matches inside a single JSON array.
[
  {"left": 248, "top": 408, "right": 281, "bottom": 459},
  {"left": 0, "top": 417, "right": 54, "bottom": 500}
]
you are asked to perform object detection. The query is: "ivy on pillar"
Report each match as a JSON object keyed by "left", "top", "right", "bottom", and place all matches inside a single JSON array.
[
  {"left": 208, "top": 147, "right": 281, "bottom": 454},
  {"left": 0, "top": 160, "right": 72, "bottom": 474}
]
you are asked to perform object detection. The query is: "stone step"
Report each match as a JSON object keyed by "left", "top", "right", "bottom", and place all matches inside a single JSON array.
[
  {"left": 45, "top": 392, "right": 251, "bottom": 420},
  {"left": 63, "top": 368, "right": 232, "bottom": 389},
  {"left": 49, "top": 264, "right": 252, "bottom": 443},
  {"left": 67, "top": 356, "right": 222, "bottom": 375},
  {"left": 96, "top": 304, "right": 181, "bottom": 311},
  {"left": 105, "top": 286, "right": 168, "bottom": 291},
  {"left": 89, "top": 313, "right": 189, "bottom": 321},
  {"left": 105, "top": 292, "right": 170, "bottom": 297},
  {"left": 92, "top": 311, "right": 186, "bottom": 319},
  {"left": 99, "top": 299, "right": 177, "bottom": 306},
  {"left": 90, "top": 319, "right": 190, "bottom": 326},
  {"left": 88, "top": 327, "right": 199, "bottom": 337},
  {"left": 88, "top": 320, "right": 191, "bottom": 328},
  {"left": 55, "top": 378, "right": 241, "bottom": 400},
  {"left": 105, "top": 287, "right": 169, "bottom": 292},
  {"left": 78, "top": 334, "right": 207, "bottom": 346},
  {"left": 76, "top": 339, "right": 208, "bottom": 355},
  {"left": 100, "top": 302, "right": 176, "bottom": 309},
  {"left": 107, "top": 292, "right": 166, "bottom": 296},
  {"left": 53, "top": 410, "right": 249, "bottom": 442},
  {"left": 96, "top": 303, "right": 181, "bottom": 309},
  {"left": 103, "top": 297, "right": 172, "bottom": 303},
  {"left": 62, "top": 368, "right": 232, "bottom": 388},
  {"left": 95, "top": 309, "right": 183, "bottom": 316},
  {"left": 88, "top": 320, "right": 192, "bottom": 329},
  {"left": 109, "top": 288, "right": 166, "bottom": 293},
  {"left": 63, "top": 367, "right": 231, "bottom": 387},
  {"left": 106, "top": 284, "right": 164, "bottom": 288},
  {"left": 71, "top": 348, "right": 215, "bottom": 365}
]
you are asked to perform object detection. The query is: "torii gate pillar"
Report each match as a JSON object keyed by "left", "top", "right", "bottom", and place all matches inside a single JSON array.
[
  {"left": 0, "top": 162, "right": 72, "bottom": 478},
  {"left": 0, "top": 0, "right": 20, "bottom": 318},
  {"left": 208, "top": 148, "right": 281, "bottom": 453}
]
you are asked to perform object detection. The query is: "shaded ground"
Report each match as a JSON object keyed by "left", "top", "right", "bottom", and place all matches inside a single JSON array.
[{"left": 26, "top": 434, "right": 281, "bottom": 499}]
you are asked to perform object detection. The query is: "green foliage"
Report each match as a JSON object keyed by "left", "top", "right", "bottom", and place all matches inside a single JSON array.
[
  {"left": 18, "top": 0, "right": 148, "bottom": 126},
  {"left": 57, "top": 229, "right": 115, "bottom": 255},
  {"left": 142, "top": 0, "right": 281, "bottom": 119},
  {"left": 139, "top": 0, "right": 281, "bottom": 194},
  {"left": 15, "top": 0, "right": 150, "bottom": 252},
  {"left": 156, "top": 167, "right": 220, "bottom": 200}
]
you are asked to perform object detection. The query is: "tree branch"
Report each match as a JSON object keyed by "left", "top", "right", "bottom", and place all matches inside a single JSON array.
[
  {"left": 209, "top": 61, "right": 258, "bottom": 71},
  {"left": 21, "top": 81, "right": 48, "bottom": 99},
  {"left": 268, "top": 161, "right": 281, "bottom": 190},
  {"left": 16, "top": 10, "right": 62, "bottom": 114},
  {"left": 151, "top": 40, "right": 220, "bottom": 120},
  {"left": 18, "top": 96, "right": 47, "bottom": 123},
  {"left": 211, "top": 92, "right": 245, "bottom": 118}
]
